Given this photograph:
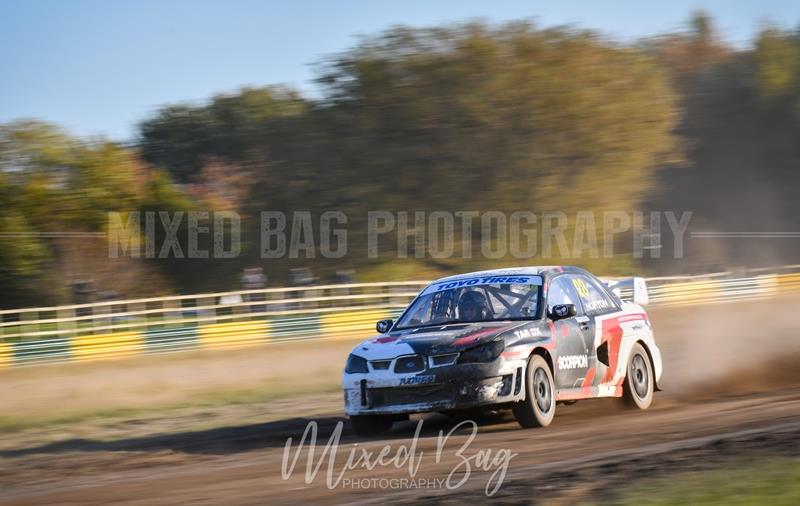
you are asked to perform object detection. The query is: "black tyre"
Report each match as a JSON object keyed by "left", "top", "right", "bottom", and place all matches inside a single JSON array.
[
  {"left": 512, "top": 354, "right": 556, "bottom": 428},
  {"left": 349, "top": 415, "right": 394, "bottom": 437},
  {"left": 622, "top": 343, "right": 654, "bottom": 410}
]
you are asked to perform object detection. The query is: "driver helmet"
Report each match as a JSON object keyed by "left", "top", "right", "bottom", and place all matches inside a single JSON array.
[{"left": 458, "top": 290, "right": 489, "bottom": 322}]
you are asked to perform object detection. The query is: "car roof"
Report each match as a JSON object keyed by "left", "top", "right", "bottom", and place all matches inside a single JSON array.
[{"left": 431, "top": 266, "right": 587, "bottom": 284}]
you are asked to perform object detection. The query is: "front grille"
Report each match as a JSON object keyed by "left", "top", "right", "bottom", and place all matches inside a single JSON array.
[
  {"left": 394, "top": 355, "right": 425, "bottom": 373},
  {"left": 371, "top": 360, "right": 391, "bottom": 370},
  {"left": 370, "top": 385, "right": 452, "bottom": 407},
  {"left": 430, "top": 353, "right": 459, "bottom": 367}
]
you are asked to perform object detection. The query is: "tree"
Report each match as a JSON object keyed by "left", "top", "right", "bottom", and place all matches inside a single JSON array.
[
  {"left": 0, "top": 121, "right": 183, "bottom": 306},
  {"left": 318, "top": 23, "right": 681, "bottom": 213},
  {"left": 755, "top": 27, "right": 800, "bottom": 108},
  {"left": 137, "top": 23, "right": 683, "bottom": 276},
  {"left": 139, "top": 86, "right": 309, "bottom": 184}
]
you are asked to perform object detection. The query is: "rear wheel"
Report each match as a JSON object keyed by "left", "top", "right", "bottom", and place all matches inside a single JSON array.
[
  {"left": 622, "top": 343, "right": 654, "bottom": 409},
  {"left": 512, "top": 354, "right": 556, "bottom": 428},
  {"left": 349, "top": 415, "right": 394, "bottom": 437}
]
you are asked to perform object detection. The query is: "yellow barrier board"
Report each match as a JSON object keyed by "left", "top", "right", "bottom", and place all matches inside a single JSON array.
[
  {"left": 650, "top": 280, "right": 721, "bottom": 305},
  {"left": 758, "top": 274, "right": 778, "bottom": 291},
  {"left": 197, "top": 320, "right": 270, "bottom": 349},
  {"left": 0, "top": 342, "right": 12, "bottom": 368},
  {"left": 71, "top": 331, "right": 144, "bottom": 361},
  {"left": 320, "top": 309, "right": 390, "bottom": 339},
  {"left": 776, "top": 273, "right": 800, "bottom": 293}
]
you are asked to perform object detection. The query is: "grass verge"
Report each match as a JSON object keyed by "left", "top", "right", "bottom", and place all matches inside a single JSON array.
[{"left": 610, "top": 458, "right": 800, "bottom": 505}]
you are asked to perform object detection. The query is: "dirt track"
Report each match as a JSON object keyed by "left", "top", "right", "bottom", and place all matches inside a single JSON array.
[{"left": 1, "top": 297, "right": 799, "bottom": 505}]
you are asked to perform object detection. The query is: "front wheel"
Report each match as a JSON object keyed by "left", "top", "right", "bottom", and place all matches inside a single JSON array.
[
  {"left": 349, "top": 415, "right": 394, "bottom": 437},
  {"left": 622, "top": 343, "right": 654, "bottom": 410},
  {"left": 512, "top": 354, "right": 556, "bottom": 428}
]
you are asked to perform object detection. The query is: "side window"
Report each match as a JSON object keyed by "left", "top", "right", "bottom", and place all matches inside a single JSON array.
[
  {"left": 571, "top": 275, "right": 617, "bottom": 316},
  {"left": 547, "top": 277, "right": 581, "bottom": 315}
]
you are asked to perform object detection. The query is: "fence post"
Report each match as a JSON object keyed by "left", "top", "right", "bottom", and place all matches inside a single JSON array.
[
  {"left": 57, "top": 306, "right": 76, "bottom": 339},
  {"left": 204, "top": 296, "right": 217, "bottom": 324}
]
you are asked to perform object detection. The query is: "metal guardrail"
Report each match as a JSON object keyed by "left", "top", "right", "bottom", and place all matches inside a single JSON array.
[
  {"left": 1, "top": 266, "right": 799, "bottom": 368},
  {"left": 641, "top": 264, "right": 800, "bottom": 306},
  {"left": 0, "top": 281, "right": 428, "bottom": 340}
]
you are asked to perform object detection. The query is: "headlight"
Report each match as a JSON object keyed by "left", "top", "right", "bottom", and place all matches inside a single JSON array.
[
  {"left": 345, "top": 354, "right": 369, "bottom": 373},
  {"left": 458, "top": 340, "right": 504, "bottom": 363}
]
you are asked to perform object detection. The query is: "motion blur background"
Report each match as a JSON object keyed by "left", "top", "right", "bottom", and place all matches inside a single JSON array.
[
  {"left": 2, "top": 1, "right": 800, "bottom": 309},
  {"left": 3, "top": 3, "right": 800, "bottom": 505}
]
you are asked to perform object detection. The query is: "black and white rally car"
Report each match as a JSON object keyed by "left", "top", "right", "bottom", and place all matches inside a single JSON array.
[{"left": 342, "top": 266, "right": 662, "bottom": 435}]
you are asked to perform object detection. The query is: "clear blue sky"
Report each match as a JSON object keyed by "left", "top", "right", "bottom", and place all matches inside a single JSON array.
[{"left": 2, "top": 0, "right": 799, "bottom": 141}]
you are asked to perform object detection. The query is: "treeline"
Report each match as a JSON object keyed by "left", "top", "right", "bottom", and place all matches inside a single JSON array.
[
  {"left": 139, "top": 21, "right": 681, "bottom": 283},
  {"left": 0, "top": 121, "right": 234, "bottom": 307},
  {"left": 2, "top": 13, "right": 800, "bottom": 307}
]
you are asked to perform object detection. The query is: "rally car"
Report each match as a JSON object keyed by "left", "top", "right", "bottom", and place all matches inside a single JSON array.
[{"left": 342, "top": 266, "right": 662, "bottom": 435}]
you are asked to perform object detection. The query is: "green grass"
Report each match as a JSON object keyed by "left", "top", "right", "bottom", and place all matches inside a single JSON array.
[{"left": 610, "top": 458, "right": 800, "bottom": 506}]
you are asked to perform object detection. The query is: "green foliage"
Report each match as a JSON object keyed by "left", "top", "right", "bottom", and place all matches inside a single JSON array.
[
  {"left": 139, "top": 86, "right": 309, "bottom": 183},
  {"left": 755, "top": 27, "right": 800, "bottom": 113},
  {"left": 317, "top": 23, "right": 680, "bottom": 213},
  {"left": 0, "top": 211, "right": 53, "bottom": 307},
  {"left": 139, "top": 23, "right": 682, "bottom": 277},
  {"left": 0, "top": 121, "right": 140, "bottom": 232},
  {"left": 638, "top": 16, "right": 800, "bottom": 274},
  {"left": 7, "top": 14, "right": 800, "bottom": 302},
  {"left": 0, "top": 121, "right": 187, "bottom": 307},
  {"left": 0, "top": 122, "right": 68, "bottom": 306},
  {"left": 611, "top": 458, "right": 800, "bottom": 505},
  {"left": 138, "top": 171, "right": 243, "bottom": 293},
  {"left": 68, "top": 143, "right": 139, "bottom": 229}
]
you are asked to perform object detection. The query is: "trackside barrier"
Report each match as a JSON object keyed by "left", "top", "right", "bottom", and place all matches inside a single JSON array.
[{"left": 1, "top": 266, "right": 799, "bottom": 367}]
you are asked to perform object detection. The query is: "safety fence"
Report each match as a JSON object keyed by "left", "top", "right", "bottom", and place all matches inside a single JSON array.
[
  {"left": 0, "top": 282, "right": 426, "bottom": 368},
  {"left": 642, "top": 264, "right": 800, "bottom": 306},
  {"left": 1, "top": 266, "right": 799, "bottom": 368}
]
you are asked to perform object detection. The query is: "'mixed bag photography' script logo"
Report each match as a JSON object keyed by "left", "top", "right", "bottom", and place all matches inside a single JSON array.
[{"left": 281, "top": 419, "right": 517, "bottom": 496}]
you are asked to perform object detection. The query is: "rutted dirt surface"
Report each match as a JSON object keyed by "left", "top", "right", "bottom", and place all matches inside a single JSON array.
[{"left": 1, "top": 297, "right": 799, "bottom": 505}]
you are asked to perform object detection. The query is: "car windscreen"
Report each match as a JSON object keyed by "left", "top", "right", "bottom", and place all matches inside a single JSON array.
[{"left": 395, "top": 275, "right": 543, "bottom": 330}]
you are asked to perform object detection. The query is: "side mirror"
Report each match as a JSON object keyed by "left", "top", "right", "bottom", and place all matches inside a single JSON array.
[
  {"left": 376, "top": 319, "right": 393, "bottom": 333},
  {"left": 549, "top": 304, "right": 576, "bottom": 321}
]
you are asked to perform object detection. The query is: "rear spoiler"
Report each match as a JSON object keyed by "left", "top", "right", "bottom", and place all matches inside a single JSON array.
[{"left": 603, "top": 277, "right": 649, "bottom": 306}]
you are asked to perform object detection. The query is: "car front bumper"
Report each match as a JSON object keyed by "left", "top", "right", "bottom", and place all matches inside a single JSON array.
[{"left": 343, "top": 360, "right": 526, "bottom": 416}]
